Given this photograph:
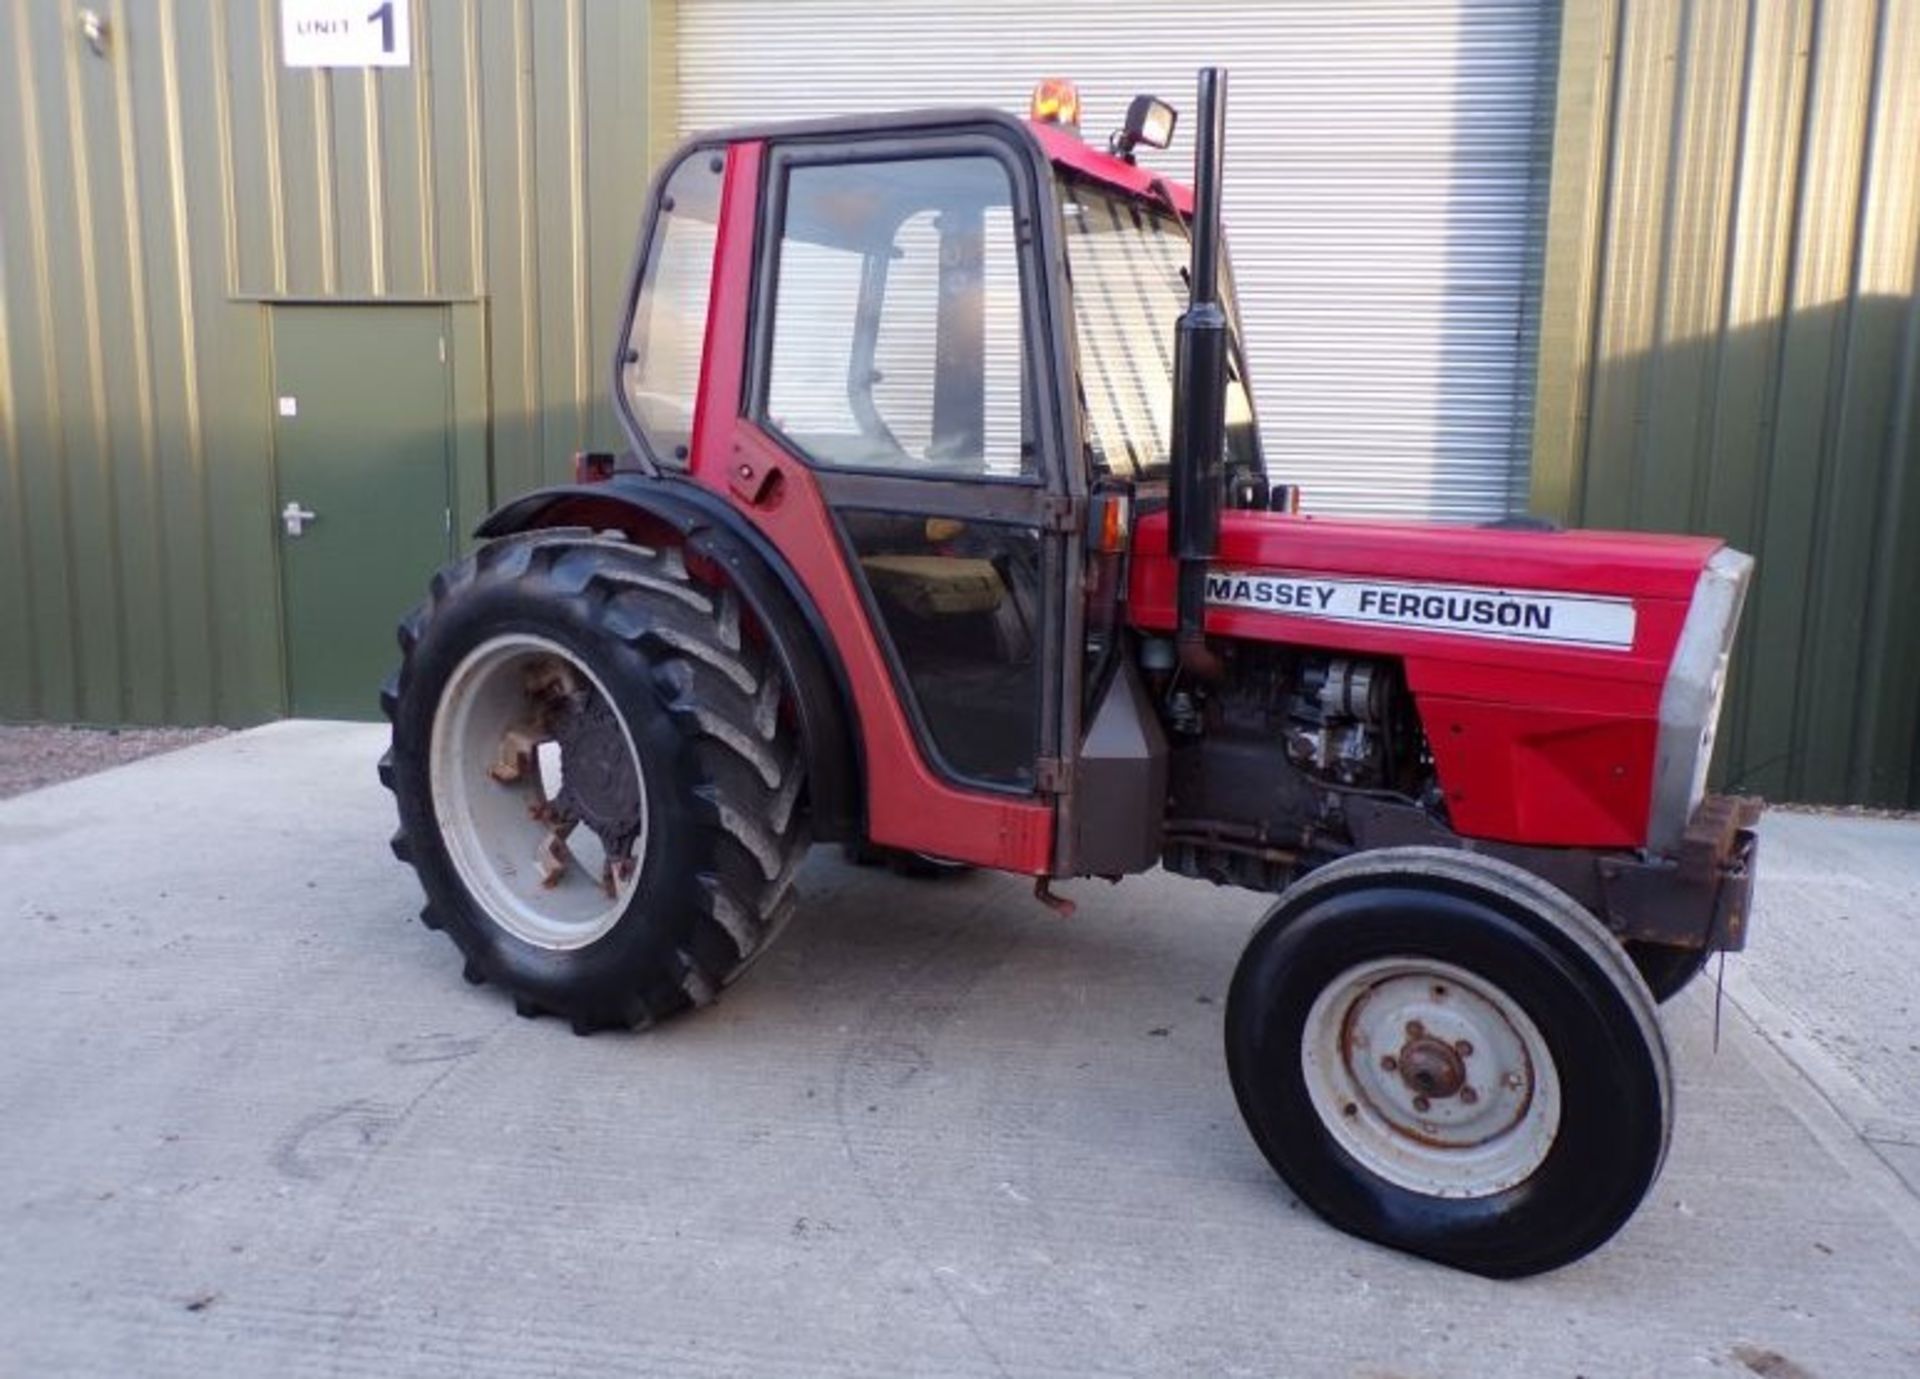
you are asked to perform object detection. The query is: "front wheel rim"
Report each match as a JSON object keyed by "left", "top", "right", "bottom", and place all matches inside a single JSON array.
[
  {"left": 1300, "top": 956, "right": 1561, "bottom": 1199},
  {"left": 429, "top": 633, "right": 648, "bottom": 951}
]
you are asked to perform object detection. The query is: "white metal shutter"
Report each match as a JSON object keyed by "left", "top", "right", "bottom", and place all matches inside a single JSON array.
[{"left": 678, "top": 1, "right": 1557, "bottom": 521}]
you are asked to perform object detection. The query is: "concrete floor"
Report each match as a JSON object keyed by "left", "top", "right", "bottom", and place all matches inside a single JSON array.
[{"left": 2, "top": 721, "right": 1917, "bottom": 1378}]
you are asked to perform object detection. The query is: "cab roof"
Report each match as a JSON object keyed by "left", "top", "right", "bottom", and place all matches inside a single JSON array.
[{"left": 677, "top": 105, "right": 1196, "bottom": 217}]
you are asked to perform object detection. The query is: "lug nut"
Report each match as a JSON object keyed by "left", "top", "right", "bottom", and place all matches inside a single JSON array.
[
  {"left": 1406, "top": 1020, "right": 1426, "bottom": 1038},
  {"left": 1342, "top": 1102, "right": 1358, "bottom": 1118},
  {"left": 1455, "top": 1039, "right": 1474, "bottom": 1057},
  {"left": 1460, "top": 1086, "right": 1479, "bottom": 1105},
  {"left": 1380, "top": 1055, "right": 1398, "bottom": 1073},
  {"left": 1412, "top": 1095, "right": 1431, "bottom": 1113}
]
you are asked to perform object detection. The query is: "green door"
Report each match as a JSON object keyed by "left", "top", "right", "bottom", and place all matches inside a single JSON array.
[{"left": 272, "top": 305, "right": 454, "bottom": 718}]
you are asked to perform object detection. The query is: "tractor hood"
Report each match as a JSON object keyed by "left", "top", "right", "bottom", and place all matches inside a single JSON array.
[
  {"left": 1128, "top": 508, "right": 1747, "bottom": 850},
  {"left": 1129, "top": 509, "right": 1724, "bottom": 676}
]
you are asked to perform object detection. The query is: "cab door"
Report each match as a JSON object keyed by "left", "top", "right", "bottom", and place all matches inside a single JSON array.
[{"left": 701, "top": 127, "right": 1076, "bottom": 868}]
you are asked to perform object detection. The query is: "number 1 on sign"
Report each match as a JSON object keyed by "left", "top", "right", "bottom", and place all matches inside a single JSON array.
[{"left": 368, "top": 1, "right": 393, "bottom": 53}]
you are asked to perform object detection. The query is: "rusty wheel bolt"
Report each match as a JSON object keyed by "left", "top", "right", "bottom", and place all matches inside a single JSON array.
[
  {"left": 1405, "top": 1020, "right": 1426, "bottom": 1038},
  {"left": 1412, "top": 1095, "right": 1431, "bottom": 1113},
  {"left": 1380, "top": 1055, "right": 1398, "bottom": 1073},
  {"left": 1454, "top": 1039, "right": 1474, "bottom": 1057},
  {"left": 1342, "top": 1102, "right": 1358, "bottom": 1118},
  {"left": 1460, "top": 1086, "right": 1479, "bottom": 1105}
]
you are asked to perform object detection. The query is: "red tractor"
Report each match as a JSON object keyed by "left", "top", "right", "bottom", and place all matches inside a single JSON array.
[{"left": 383, "top": 71, "right": 1759, "bottom": 1277}]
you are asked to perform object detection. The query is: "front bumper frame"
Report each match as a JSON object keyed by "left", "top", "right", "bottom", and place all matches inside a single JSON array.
[{"left": 1595, "top": 794, "right": 1763, "bottom": 952}]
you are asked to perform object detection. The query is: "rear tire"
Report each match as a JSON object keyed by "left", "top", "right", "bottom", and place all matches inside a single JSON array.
[
  {"left": 381, "top": 528, "right": 808, "bottom": 1031},
  {"left": 1225, "top": 847, "right": 1671, "bottom": 1277}
]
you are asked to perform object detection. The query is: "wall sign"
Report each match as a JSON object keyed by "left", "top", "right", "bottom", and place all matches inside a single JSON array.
[{"left": 282, "top": 0, "right": 411, "bottom": 68}]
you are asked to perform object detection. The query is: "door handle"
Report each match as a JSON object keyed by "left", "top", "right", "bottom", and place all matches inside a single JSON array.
[{"left": 282, "top": 501, "right": 318, "bottom": 537}]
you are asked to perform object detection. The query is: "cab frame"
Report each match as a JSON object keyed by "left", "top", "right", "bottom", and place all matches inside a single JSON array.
[{"left": 609, "top": 110, "right": 1196, "bottom": 875}]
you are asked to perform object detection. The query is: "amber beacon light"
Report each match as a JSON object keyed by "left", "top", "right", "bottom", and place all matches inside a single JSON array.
[{"left": 1029, "top": 77, "right": 1082, "bottom": 129}]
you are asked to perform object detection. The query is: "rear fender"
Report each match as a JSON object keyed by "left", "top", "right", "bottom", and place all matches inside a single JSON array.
[{"left": 477, "top": 476, "right": 861, "bottom": 842}]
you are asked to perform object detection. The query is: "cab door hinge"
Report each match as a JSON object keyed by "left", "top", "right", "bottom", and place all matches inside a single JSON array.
[
  {"left": 1034, "top": 755, "right": 1073, "bottom": 794},
  {"left": 1039, "top": 494, "right": 1081, "bottom": 534}
]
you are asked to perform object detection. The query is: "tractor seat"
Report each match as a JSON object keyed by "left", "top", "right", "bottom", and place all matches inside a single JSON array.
[{"left": 860, "top": 555, "right": 1008, "bottom": 618}]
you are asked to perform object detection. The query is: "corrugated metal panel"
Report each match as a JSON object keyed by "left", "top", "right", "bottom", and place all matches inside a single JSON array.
[
  {"left": 0, "top": 0, "right": 660, "bottom": 726},
  {"left": 1534, "top": 0, "right": 1920, "bottom": 806},
  {"left": 676, "top": 0, "right": 1560, "bottom": 521}
]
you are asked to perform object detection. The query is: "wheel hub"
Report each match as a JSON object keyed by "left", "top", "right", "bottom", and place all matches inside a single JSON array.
[
  {"left": 1301, "top": 957, "right": 1562, "bottom": 1198},
  {"left": 429, "top": 635, "right": 648, "bottom": 951},
  {"left": 542, "top": 674, "right": 645, "bottom": 861},
  {"left": 1396, "top": 1035, "right": 1466, "bottom": 1100},
  {"left": 482, "top": 658, "right": 645, "bottom": 897}
]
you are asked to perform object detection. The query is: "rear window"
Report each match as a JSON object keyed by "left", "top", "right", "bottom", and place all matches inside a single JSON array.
[{"left": 622, "top": 152, "right": 723, "bottom": 467}]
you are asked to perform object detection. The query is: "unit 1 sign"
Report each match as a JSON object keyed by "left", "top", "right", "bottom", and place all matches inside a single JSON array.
[{"left": 282, "top": 0, "right": 410, "bottom": 68}]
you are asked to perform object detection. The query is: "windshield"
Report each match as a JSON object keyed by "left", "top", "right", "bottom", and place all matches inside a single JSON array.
[{"left": 1060, "top": 181, "right": 1258, "bottom": 480}]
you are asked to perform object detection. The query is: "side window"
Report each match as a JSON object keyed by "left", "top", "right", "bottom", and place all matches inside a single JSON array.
[
  {"left": 623, "top": 152, "right": 722, "bottom": 467},
  {"left": 763, "top": 155, "right": 1030, "bottom": 478}
]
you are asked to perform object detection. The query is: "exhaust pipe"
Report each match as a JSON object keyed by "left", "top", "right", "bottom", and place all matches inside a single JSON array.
[{"left": 1168, "top": 68, "right": 1229, "bottom": 678}]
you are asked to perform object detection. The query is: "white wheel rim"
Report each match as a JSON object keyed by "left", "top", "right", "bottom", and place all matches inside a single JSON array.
[
  {"left": 429, "top": 634, "right": 647, "bottom": 951},
  {"left": 1301, "top": 957, "right": 1561, "bottom": 1198}
]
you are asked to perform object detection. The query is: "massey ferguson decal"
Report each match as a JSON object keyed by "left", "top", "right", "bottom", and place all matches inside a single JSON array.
[{"left": 1205, "top": 571, "right": 1638, "bottom": 650}]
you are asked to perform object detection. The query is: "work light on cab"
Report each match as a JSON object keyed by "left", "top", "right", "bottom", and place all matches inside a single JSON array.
[{"left": 1112, "top": 94, "right": 1177, "bottom": 159}]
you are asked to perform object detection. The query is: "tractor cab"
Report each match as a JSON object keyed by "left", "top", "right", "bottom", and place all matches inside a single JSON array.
[{"left": 608, "top": 79, "right": 1263, "bottom": 864}]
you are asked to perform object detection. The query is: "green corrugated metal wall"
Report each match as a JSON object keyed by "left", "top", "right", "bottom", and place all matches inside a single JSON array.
[
  {"left": 1535, "top": 0, "right": 1920, "bottom": 806},
  {"left": 7, "top": 0, "right": 1919, "bottom": 809},
  {"left": 0, "top": 0, "right": 659, "bottom": 726}
]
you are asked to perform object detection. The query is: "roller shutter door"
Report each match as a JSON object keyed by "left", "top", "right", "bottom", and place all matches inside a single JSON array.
[{"left": 677, "top": 1, "right": 1558, "bottom": 522}]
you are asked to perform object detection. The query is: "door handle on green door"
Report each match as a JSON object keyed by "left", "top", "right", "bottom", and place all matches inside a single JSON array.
[{"left": 282, "top": 501, "right": 318, "bottom": 537}]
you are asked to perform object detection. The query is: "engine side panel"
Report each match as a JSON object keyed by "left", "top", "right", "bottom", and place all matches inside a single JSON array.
[{"left": 1128, "top": 508, "right": 1723, "bottom": 847}]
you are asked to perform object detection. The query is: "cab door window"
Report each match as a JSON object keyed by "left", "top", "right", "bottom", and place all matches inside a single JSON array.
[{"left": 762, "top": 156, "right": 1031, "bottom": 480}]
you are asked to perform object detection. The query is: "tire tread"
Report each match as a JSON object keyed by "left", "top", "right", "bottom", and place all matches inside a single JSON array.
[{"left": 381, "top": 528, "right": 809, "bottom": 1031}]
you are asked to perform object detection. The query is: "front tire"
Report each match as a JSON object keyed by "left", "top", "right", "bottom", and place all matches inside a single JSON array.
[
  {"left": 381, "top": 528, "right": 808, "bottom": 1032},
  {"left": 1225, "top": 848, "right": 1671, "bottom": 1277}
]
